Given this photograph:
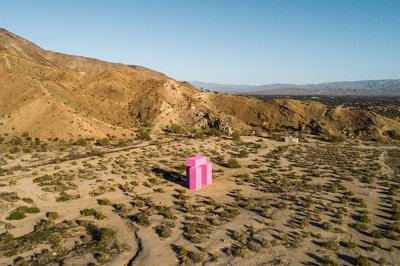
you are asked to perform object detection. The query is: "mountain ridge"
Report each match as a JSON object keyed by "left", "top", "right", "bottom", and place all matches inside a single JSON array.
[
  {"left": 1, "top": 28, "right": 400, "bottom": 140},
  {"left": 191, "top": 79, "right": 400, "bottom": 95}
]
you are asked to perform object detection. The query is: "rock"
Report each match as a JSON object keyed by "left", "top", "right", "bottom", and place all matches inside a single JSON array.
[
  {"left": 307, "top": 119, "right": 324, "bottom": 134},
  {"left": 203, "top": 113, "right": 233, "bottom": 134}
]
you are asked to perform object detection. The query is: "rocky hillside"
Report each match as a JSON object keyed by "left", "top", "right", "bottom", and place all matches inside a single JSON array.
[{"left": 1, "top": 29, "right": 400, "bottom": 140}]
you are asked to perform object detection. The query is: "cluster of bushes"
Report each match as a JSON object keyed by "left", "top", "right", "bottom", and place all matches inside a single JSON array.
[
  {"left": 97, "top": 198, "right": 112, "bottom": 205},
  {"left": 80, "top": 208, "right": 106, "bottom": 220},
  {"left": 1, "top": 218, "right": 125, "bottom": 264},
  {"left": 56, "top": 192, "right": 81, "bottom": 202},
  {"left": 2, "top": 133, "right": 47, "bottom": 154},
  {"left": 155, "top": 222, "right": 175, "bottom": 239},
  {"left": 164, "top": 124, "right": 185, "bottom": 134},
  {"left": 136, "top": 128, "right": 151, "bottom": 141},
  {"left": 172, "top": 245, "right": 204, "bottom": 264},
  {"left": 193, "top": 127, "right": 223, "bottom": 139},
  {"left": 225, "top": 158, "right": 241, "bottom": 168},
  {"left": 225, "top": 227, "right": 272, "bottom": 258},
  {"left": 33, "top": 212, "right": 59, "bottom": 231},
  {"left": 320, "top": 134, "right": 346, "bottom": 143},
  {"left": 6, "top": 206, "right": 40, "bottom": 220},
  {"left": 0, "top": 192, "right": 20, "bottom": 202},
  {"left": 183, "top": 222, "right": 210, "bottom": 243},
  {"left": 33, "top": 172, "right": 78, "bottom": 192},
  {"left": 132, "top": 211, "right": 151, "bottom": 227}
]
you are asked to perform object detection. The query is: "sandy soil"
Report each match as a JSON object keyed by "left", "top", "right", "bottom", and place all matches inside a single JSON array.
[{"left": 0, "top": 134, "right": 399, "bottom": 265}]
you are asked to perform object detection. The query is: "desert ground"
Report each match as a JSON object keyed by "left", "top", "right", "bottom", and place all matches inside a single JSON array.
[{"left": 0, "top": 132, "right": 399, "bottom": 266}]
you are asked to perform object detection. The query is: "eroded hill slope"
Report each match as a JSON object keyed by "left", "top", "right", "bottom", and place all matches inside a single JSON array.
[{"left": 1, "top": 28, "right": 399, "bottom": 140}]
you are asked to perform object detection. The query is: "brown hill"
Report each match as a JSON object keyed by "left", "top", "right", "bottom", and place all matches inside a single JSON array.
[{"left": 0, "top": 28, "right": 399, "bottom": 140}]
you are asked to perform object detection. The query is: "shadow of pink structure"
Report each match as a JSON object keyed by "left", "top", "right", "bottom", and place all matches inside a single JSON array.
[{"left": 186, "top": 156, "right": 212, "bottom": 190}]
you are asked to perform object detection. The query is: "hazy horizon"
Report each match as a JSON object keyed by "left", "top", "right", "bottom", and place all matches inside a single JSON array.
[
  {"left": 1, "top": 0, "right": 400, "bottom": 84},
  {"left": 190, "top": 78, "right": 400, "bottom": 87}
]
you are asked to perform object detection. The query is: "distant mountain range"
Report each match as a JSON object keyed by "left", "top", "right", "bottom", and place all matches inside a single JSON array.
[{"left": 190, "top": 79, "right": 400, "bottom": 96}]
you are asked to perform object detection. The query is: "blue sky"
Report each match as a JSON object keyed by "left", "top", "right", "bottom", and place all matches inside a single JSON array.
[{"left": 1, "top": 0, "right": 399, "bottom": 84}]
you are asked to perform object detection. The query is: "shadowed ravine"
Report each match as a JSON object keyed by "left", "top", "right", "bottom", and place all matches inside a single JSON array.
[{"left": 126, "top": 227, "right": 143, "bottom": 266}]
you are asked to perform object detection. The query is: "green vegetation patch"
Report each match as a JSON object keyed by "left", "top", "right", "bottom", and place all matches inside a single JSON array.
[
  {"left": 0, "top": 219, "right": 126, "bottom": 264},
  {"left": 0, "top": 192, "right": 20, "bottom": 202},
  {"left": 33, "top": 172, "right": 77, "bottom": 192}
]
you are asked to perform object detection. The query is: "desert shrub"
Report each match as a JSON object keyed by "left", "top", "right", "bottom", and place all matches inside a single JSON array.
[
  {"left": 33, "top": 218, "right": 55, "bottom": 231},
  {"left": 16, "top": 206, "right": 40, "bottom": 214},
  {"left": 46, "top": 212, "right": 59, "bottom": 220},
  {"left": 370, "top": 230, "right": 383, "bottom": 239},
  {"left": 358, "top": 214, "right": 371, "bottom": 223},
  {"left": 0, "top": 192, "right": 20, "bottom": 202},
  {"left": 356, "top": 256, "right": 370, "bottom": 266},
  {"left": 155, "top": 222, "right": 174, "bottom": 239},
  {"left": 4, "top": 222, "right": 14, "bottom": 229},
  {"left": 137, "top": 129, "right": 151, "bottom": 141},
  {"left": 343, "top": 241, "right": 357, "bottom": 249},
  {"left": 85, "top": 223, "right": 121, "bottom": 255},
  {"left": 323, "top": 240, "right": 338, "bottom": 250},
  {"left": 321, "top": 255, "right": 339, "bottom": 266},
  {"left": 75, "top": 138, "right": 88, "bottom": 146},
  {"left": 226, "top": 158, "right": 241, "bottom": 168},
  {"left": 148, "top": 177, "right": 158, "bottom": 184},
  {"left": 322, "top": 222, "right": 333, "bottom": 231},
  {"left": 378, "top": 257, "right": 388, "bottom": 265},
  {"left": 97, "top": 198, "right": 112, "bottom": 205},
  {"left": 218, "top": 207, "right": 240, "bottom": 219},
  {"left": 5, "top": 205, "right": 41, "bottom": 220},
  {"left": 115, "top": 139, "right": 128, "bottom": 147},
  {"left": 0, "top": 231, "right": 14, "bottom": 244},
  {"left": 204, "top": 127, "right": 222, "bottom": 137},
  {"left": 354, "top": 222, "right": 368, "bottom": 231},
  {"left": 388, "top": 185, "right": 398, "bottom": 196},
  {"left": 174, "top": 245, "right": 204, "bottom": 264},
  {"left": 233, "top": 246, "right": 247, "bottom": 257},
  {"left": 95, "top": 138, "right": 110, "bottom": 146},
  {"left": 389, "top": 222, "right": 400, "bottom": 233},
  {"left": 20, "top": 132, "right": 30, "bottom": 140},
  {"left": 154, "top": 188, "right": 165, "bottom": 193},
  {"left": 134, "top": 212, "right": 151, "bottom": 227},
  {"left": 6, "top": 211, "right": 26, "bottom": 220},
  {"left": 165, "top": 124, "right": 184, "bottom": 134},
  {"left": 22, "top": 197, "right": 34, "bottom": 203},
  {"left": 10, "top": 136, "right": 23, "bottom": 145},
  {"left": 9, "top": 146, "right": 20, "bottom": 154},
  {"left": 89, "top": 185, "right": 116, "bottom": 197},
  {"left": 270, "top": 133, "right": 283, "bottom": 141},
  {"left": 194, "top": 130, "right": 205, "bottom": 140},
  {"left": 86, "top": 149, "right": 105, "bottom": 157},
  {"left": 81, "top": 208, "right": 97, "bottom": 216},
  {"left": 56, "top": 192, "right": 80, "bottom": 202},
  {"left": 231, "top": 131, "right": 241, "bottom": 142},
  {"left": 156, "top": 206, "right": 176, "bottom": 219},
  {"left": 320, "top": 134, "right": 346, "bottom": 143},
  {"left": 81, "top": 208, "right": 105, "bottom": 220}
]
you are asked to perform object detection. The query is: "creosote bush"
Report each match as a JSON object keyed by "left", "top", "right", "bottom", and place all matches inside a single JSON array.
[
  {"left": 137, "top": 129, "right": 151, "bottom": 141},
  {"left": 226, "top": 158, "right": 241, "bottom": 168}
]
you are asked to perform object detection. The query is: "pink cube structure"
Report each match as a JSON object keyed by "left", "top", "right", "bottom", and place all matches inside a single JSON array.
[
  {"left": 186, "top": 155, "right": 212, "bottom": 190},
  {"left": 201, "top": 162, "right": 212, "bottom": 186},
  {"left": 186, "top": 156, "right": 207, "bottom": 168},
  {"left": 187, "top": 166, "right": 202, "bottom": 191}
]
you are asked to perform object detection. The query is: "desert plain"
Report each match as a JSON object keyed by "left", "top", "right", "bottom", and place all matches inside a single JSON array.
[{"left": 0, "top": 132, "right": 399, "bottom": 266}]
